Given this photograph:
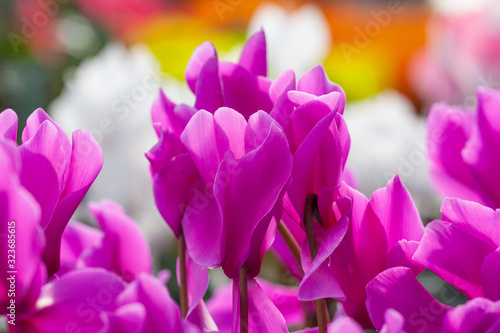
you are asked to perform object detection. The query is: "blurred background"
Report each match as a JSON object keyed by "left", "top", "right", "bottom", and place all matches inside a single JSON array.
[{"left": 1, "top": 0, "right": 499, "bottom": 319}]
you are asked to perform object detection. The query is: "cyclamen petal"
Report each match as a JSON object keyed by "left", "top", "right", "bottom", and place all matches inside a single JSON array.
[
  {"left": 330, "top": 177, "right": 424, "bottom": 328},
  {"left": 414, "top": 198, "right": 500, "bottom": 299},
  {"left": 217, "top": 114, "right": 292, "bottom": 277},
  {"left": 481, "top": 248, "right": 500, "bottom": 301},
  {"left": 442, "top": 298, "right": 500, "bottom": 333},
  {"left": 366, "top": 267, "right": 451, "bottom": 333},
  {"left": 181, "top": 110, "right": 229, "bottom": 187},
  {"left": 462, "top": 88, "right": 500, "bottom": 207},
  {"left": 0, "top": 109, "right": 18, "bottom": 142},
  {"left": 19, "top": 121, "right": 67, "bottom": 229},
  {"left": 426, "top": 103, "right": 480, "bottom": 203},
  {"left": 16, "top": 268, "right": 126, "bottom": 332},
  {"left": 370, "top": 175, "right": 424, "bottom": 250},
  {"left": 185, "top": 41, "right": 218, "bottom": 94},
  {"left": 115, "top": 274, "right": 183, "bottom": 333},
  {"left": 43, "top": 129, "right": 103, "bottom": 275},
  {"left": 238, "top": 28, "right": 267, "bottom": 77},
  {"left": 426, "top": 88, "right": 500, "bottom": 208},
  {"left": 84, "top": 200, "right": 153, "bottom": 281},
  {"left": 232, "top": 278, "right": 288, "bottom": 333},
  {"left": 207, "top": 278, "right": 303, "bottom": 332}
]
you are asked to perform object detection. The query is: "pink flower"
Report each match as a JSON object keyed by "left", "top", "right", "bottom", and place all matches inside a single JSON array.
[
  {"left": 427, "top": 88, "right": 500, "bottom": 208},
  {"left": 0, "top": 108, "right": 103, "bottom": 275},
  {"left": 180, "top": 108, "right": 292, "bottom": 278},
  {"left": 367, "top": 197, "right": 500, "bottom": 332},
  {"left": 331, "top": 176, "right": 424, "bottom": 328},
  {"left": 59, "top": 200, "right": 152, "bottom": 282}
]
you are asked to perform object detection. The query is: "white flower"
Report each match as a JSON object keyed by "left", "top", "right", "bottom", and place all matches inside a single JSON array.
[
  {"left": 247, "top": 2, "right": 332, "bottom": 78},
  {"left": 344, "top": 90, "right": 441, "bottom": 220}
]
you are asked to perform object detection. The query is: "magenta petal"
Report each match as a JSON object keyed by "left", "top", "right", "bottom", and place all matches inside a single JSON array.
[
  {"left": 370, "top": 176, "right": 424, "bottom": 250},
  {"left": 238, "top": 28, "right": 267, "bottom": 77},
  {"left": 217, "top": 121, "right": 292, "bottom": 278},
  {"left": 233, "top": 278, "right": 288, "bottom": 333},
  {"left": 481, "top": 248, "right": 500, "bottom": 301},
  {"left": 335, "top": 114, "right": 350, "bottom": 168},
  {"left": 19, "top": 121, "right": 67, "bottom": 228},
  {"left": 463, "top": 88, "right": 500, "bottom": 207},
  {"left": 0, "top": 109, "right": 18, "bottom": 142},
  {"left": 271, "top": 197, "right": 304, "bottom": 279},
  {"left": 366, "top": 267, "right": 451, "bottom": 333},
  {"left": 24, "top": 268, "right": 126, "bottom": 332},
  {"left": 414, "top": 219, "right": 493, "bottom": 299},
  {"left": 178, "top": 252, "right": 209, "bottom": 316},
  {"left": 257, "top": 279, "right": 305, "bottom": 328},
  {"left": 442, "top": 298, "right": 500, "bottom": 333},
  {"left": 287, "top": 101, "right": 338, "bottom": 217},
  {"left": 44, "top": 129, "right": 103, "bottom": 275},
  {"left": 151, "top": 90, "right": 183, "bottom": 137},
  {"left": 440, "top": 198, "right": 500, "bottom": 247},
  {"left": 298, "top": 216, "right": 348, "bottom": 301},
  {"left": 214, "top": 107, "right": 247, "bottom": 159},
  {"left": 116, "top": 274, "right": 183, "bottom": 333},
  {"left": 181, "top": 110, "right": 229, "bottom": 186},
  {"left": 426, "top": 103, "right": 481, "bottom": 203},
  {"left": 59, "top": 221, "right": 102, "bottom": 273},
  {"left": 297, "top": 65, "right": 346, "bottom": 113},
  {"left": 220, "top": 62, "right": 273, "bottom": 119},
  {"left": 86, "top": 200, "right": 152, "bottom": 281},
  {"left": 288, "top": 91, "right": 341, "bottom": 112},
  {"left": 185, "top": 301, "right": 219, "bottom": 333},
  {"left": 297, "top": 65, "right": 337, "bottom": 96},
  {"left": 185, "top": 41, "right": 218, "bottom": 94},
  {"left": 380, "top": 309, "right": 405, "bottom": 333},
  {"left": 182, "top": 182, "right": 222, "bottom": 267},
  {"left": 104, "top": 303, "right": 146, "bottom": 333},
  {"left": 269, "top": 70, "right": 296, "bottom": 150},
  {"left": 22, "top": 108, "right": 72, "bottom": 161},
  {"left": 385, "top": 240, "right": 423, "bottom": 276},
  {"left": 294, "top": 317, "right": 364, "bottom": 333},
  {"left": 151, "top": 153, "right": 198, "bottom": 237},
  {"left": 194, "top": 53, "right": 225, "bottom": 113}
]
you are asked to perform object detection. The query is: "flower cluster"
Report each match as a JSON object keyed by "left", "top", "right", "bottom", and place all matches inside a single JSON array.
[{"left": 2, "top": 30, "right": 500, "bottom": 333}]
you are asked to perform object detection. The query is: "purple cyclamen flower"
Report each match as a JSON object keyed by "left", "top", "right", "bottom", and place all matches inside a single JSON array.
[
  {"left": 180, "top": 108, "right": 292, "bottom": 279},
  {"left": 330, "top": 176, "right": 424, "bottom": 328},
  {"left": 266, "top": 65, "right": 352, "bottom": 303},
  {"left": 0, "top": 108, "right": 103, "bottom": 275},
  {"left": 147, "top": 29, "right": 272, "bottom": 239},
  {"left": 427, "top": 87, "right": 500, "bottom": 208},
  {"left": 414, "top": 198, "right": 500, "bottom": 301},
  {"left": 59, "top": 200, "right": 152, "bottom": 282},
  {"left": 13, "top": 268, "right": 213, "bottom": 333},
  {"left": 366, "top": 197, "right": 500, "bottom": 332}
]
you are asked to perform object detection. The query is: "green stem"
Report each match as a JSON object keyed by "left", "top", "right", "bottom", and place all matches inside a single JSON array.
[
  {"left": 304, "top": 193, "right": 328, "bottom": 333},
  {"left": 178, "top": 230, "right": 188, "bottom": 319},
  {"left": 239, "top": 262, "right": 249, "bottom": 333}
]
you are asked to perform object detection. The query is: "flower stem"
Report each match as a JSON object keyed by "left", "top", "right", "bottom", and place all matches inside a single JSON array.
[
  {"left": 178, "top": 230, "right": 188, "bottom": 319},
  {"left": 239, "top": 262, "right": 249, "bottom": 333},
  {"left": 277, "top": 220, "right": 302, "bottom": 270},
  {"left": 304, "top": 193, "right": 327, "bottom": 333}
]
